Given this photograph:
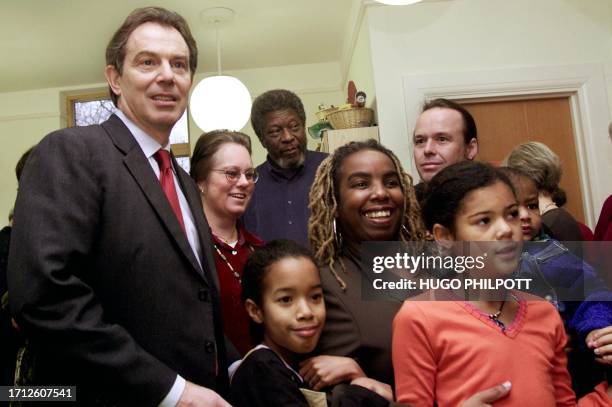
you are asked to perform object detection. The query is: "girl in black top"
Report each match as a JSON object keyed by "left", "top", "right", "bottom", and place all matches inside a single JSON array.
[{"left": 229, "top": 239, "right": 389, "bottom": 407}]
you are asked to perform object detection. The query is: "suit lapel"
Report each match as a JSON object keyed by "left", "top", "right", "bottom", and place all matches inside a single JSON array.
[
  {"left": 101, "top": 115, "right": 207, "bottom": 283},
  {"left": 174, "top": 157, "right": 221, "bottom": 292}
]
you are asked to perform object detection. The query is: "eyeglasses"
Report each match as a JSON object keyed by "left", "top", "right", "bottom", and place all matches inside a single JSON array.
[{"left": 211, "top": 168, "right": 259, "bottom": 183}]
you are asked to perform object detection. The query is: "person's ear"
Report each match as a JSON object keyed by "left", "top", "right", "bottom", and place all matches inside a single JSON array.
[
  {"left": 104, "top": 65, "right": 122, "bottom": 101},
  {"left": 466, "top": 138, "right": 478, "bottom": 160},
  {"left": 245, "top": 299, "right": 264, "bottom": 324},
  {"left": 432, "top": 223, "right": 454, "bottom": 250},
  {"left": 197, "top": 181, "right": 206, "bottom": 195}
]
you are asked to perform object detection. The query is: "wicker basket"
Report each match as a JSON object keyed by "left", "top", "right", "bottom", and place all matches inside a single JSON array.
[
  {"left": 327, "top": 108, "right": 374, "bottom": 129},
  {"left": 315, "top": 106, "right": 339, "bottom": 122}
]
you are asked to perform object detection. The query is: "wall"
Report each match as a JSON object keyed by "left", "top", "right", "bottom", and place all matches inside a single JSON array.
[
  {"left": 200, "top": 62, "right": 344, "bottom": 165},
  {"left": 345, "top": 11, "right": 376, "bottom": 110},
  {"left": 0, "top": 87, "right": 67, "bottom": 227},
  {"left": 0, "top": 61, "right": 344, "bottom": 227},
  {"left": 366, "top": 0, "right": 612, "bottom": 221}
]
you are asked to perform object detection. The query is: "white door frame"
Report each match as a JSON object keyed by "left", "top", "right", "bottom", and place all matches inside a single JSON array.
[{"left": 402, "top": 63, "right": 611, "bottom": 227}]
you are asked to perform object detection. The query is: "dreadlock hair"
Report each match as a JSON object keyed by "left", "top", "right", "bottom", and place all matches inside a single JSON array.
[{"left": 308, "top": 139, "right": 426, "bottom": 290}]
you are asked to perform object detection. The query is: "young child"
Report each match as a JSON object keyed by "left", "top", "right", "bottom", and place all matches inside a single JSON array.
[
  {"left": 500, "top": 166, "right": 612, "bottom": 396},
  {"left": 229, "top": 239, "right": 389, "bottom": 407},
  {"left": 392, "top": 161, "right": 610, "bottom": 406}
]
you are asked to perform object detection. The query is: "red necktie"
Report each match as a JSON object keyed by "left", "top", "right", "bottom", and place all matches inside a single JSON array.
[{"left": 153, "top": 149, "right": 186, "bottom": 233}]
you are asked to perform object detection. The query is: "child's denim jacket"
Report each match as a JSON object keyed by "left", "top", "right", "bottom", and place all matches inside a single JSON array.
[{"left": 518, "top": 238, "right": 612, "bottom": 340}]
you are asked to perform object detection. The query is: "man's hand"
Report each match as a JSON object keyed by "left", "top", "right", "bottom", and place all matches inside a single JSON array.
[
  {"left": 299, "top": 355, "right": 365, "bottom": 390},
  {"left": 586, "top": 326, "right": 612, "bottom": 365},
  {"left": 350, "top": 377, "right": 393, "bottom": 401},
  {"left": 177, "top": 381, "right": 231, "bottom": 407},
  {"left": 460, "top": 381, "right": 512, "bottom": 407}
]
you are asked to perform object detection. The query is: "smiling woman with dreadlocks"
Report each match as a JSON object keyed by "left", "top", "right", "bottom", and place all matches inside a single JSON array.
[{"left": 297, "top": 139, "right": 425, "bottom": 399}]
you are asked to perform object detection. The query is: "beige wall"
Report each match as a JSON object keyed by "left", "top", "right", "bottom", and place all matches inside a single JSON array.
[
  {"left": 0, "top": 62, "right": 344, "bottom": 227},
  {"left": 368, "top": 0, "right": 612, "bottom": 163},
  {"left": 366, "top": 0, "right": 612, "bottom": 221},
  {"left": 345, "top": 11, "right": 376, "bottom": 111},
  {"left": 200, "top": 62, "right": 344, "bottom": 165},
  {"left": 0, "top": 87, "right": 66, "bottom": 227},
  {"left": 7, "top": 0, "right": 610, "bottom": 226}
]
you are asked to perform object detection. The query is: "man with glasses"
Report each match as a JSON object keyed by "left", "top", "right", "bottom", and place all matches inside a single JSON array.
[{"left": 244, "top": 89, "right": 327, "bottom": 247}]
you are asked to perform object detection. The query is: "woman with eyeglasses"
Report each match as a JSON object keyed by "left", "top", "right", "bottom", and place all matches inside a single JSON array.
[{"left": 190, "top": 130, "right": 264, "bottom": 356}]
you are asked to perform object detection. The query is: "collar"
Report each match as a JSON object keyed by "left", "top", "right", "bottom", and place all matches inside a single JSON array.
[
  {"left": 228, "top": 344, "right": 303, "bottom": 383},
  {"left": 532, "top": 231, "right": 551, "bottom": 242},
  {"left": 239, "top": 222, "right": 265, "bottom": 247},
  {"left": 115, "top": 110, "right": 170, "bottom": 158},
  {"left": 212, "top": 222, "right": 264, "bottom": 250}
]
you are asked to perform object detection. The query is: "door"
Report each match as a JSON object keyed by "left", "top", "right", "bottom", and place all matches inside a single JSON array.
[{"left": 460, "top": 97, "right": 585, "bottom": 223}]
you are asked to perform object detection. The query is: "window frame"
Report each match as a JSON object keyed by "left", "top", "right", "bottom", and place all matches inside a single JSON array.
[{"left": 64, "top": 89, "right": 192, "bottom": 163}]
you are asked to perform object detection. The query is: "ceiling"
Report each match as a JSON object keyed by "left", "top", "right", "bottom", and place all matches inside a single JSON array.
[{"left": 0, "top": 0, "right": 357, "bottom": 93}]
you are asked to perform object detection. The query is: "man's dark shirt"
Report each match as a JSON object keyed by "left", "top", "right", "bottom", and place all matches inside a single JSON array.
[
  {"left": 243, "top": 150, "right": 327, "bottom": 247},
  {"left": 414, "top": 181, "right": 426, "bottom": 206}
]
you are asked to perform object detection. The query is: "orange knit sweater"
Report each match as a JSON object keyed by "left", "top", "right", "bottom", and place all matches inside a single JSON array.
[{"left": 392, "top": 291, "right": 579, "bottom": 406}]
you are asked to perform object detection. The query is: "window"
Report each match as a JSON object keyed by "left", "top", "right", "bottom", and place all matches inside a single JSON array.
[
  {"left": 64, "top": 89, "right": 192, "bottom": 172},
  {"left": 68, "top": 91, "right": 115, "bottom": 126}
]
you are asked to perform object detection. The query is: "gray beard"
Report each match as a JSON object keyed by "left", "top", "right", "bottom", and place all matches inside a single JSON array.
[{"left": 275, "top": 151, "right": 306, "bottom": 169}]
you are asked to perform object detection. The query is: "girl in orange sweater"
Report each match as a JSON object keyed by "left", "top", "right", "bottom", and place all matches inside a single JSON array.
[{"left": 392, "top": 161, "right": 609, "bottom": 406}]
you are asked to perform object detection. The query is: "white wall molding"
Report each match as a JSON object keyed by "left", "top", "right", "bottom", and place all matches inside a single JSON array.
[
  {"left": 339, "top": 0, "right": 369, "bottom": 89},
  {"left": 250, "top": 86, "right": 342, "bottom": 99},
  {"left": 402, "top": 63, "right": 611, "bottom": 226},
  {"left": 0, "top": 112, "right": 58, "bottom": 122}
]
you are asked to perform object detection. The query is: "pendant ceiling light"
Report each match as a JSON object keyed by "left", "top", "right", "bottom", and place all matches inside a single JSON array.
[
  {"left": 373, "top": 0, "right": 423, "bottom": 5},
  {"left": 190, "top": 7, "right": 252, "bottom": 132}
]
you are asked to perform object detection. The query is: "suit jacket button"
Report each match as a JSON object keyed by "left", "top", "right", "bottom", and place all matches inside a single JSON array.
[
  {"left": 205, "top": 341, "right": 215, "bottom": 354},
  {"left": 198, "top": 288, "right": 209, "bottom": 302}
]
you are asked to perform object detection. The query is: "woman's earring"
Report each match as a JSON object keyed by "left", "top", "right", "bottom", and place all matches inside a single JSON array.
[{"left": 333, "top": 218, "right": 342, "bottom": 249}]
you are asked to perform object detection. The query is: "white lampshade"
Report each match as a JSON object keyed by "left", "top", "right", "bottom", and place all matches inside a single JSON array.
[
  {"left": 374, "top": 0, "right": 422, "bottom": 5},
  {"left": 189, "top": 75, "right": 252, "bottom": 132}
]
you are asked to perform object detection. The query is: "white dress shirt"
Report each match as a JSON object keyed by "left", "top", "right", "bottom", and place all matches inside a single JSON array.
[{"left": 115, "top": 110, "right": 198, "bottom": 406}]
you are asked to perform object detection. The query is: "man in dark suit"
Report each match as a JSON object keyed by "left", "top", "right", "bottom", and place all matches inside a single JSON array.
[{"left": 8, "top": 7, "right": 231, "bottom": 406}]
